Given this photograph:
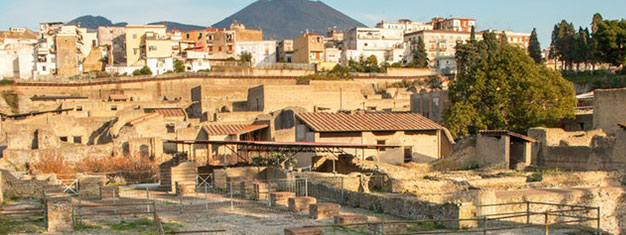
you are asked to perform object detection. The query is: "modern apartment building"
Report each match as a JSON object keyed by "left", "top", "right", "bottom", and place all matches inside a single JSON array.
[
  {"left": 376, "top": 19, "right": 434, "bottom": 34},
  {"left": 0, "top": 27, "right": 37, "bottom": 79},
  {"left": 277, "top": 39, "right": 294, "bottom": 62},
  {"left": 342, "top": 27, "right": 407, "bottom": 65},
  {"left": 206, "top": 22, "right": 263, "bottom": 59},
  {"left": 293, "top": 33, "right": 325, "bottom": 64},
  {"left": 431, "top": 17, "right": 476, "bottom": 32},
  {"left": 124, "top": 25, "right": 172, "bottom": 74}
]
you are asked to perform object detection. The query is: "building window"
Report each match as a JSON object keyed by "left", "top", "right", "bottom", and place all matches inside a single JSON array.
[
  {"left": 60, "top": 136, "right": 68, "bottom": 142},
  {"left": 133, "top": 34, "right": 137, "bottom": 39},
  {"left": 218, "top": 46, "right": 222, "bottom": 52},
  {"left": 166, "top": 123, "right": 175, "bottom": 133},
  {"left": 186, "top": 33, "right": 190, "bottom": 39},
  {"left": 76, "top": 106, "right": 83, "bottom": 111},
  {"left": 149, "top": 45, "right": 157, "bottom": 51},
  {"left": 111, "top": 105, "right": 117, "bottom": 111},
  {"left": 133, "top": 48, "right": 138, "bottom": 55},
  {"left": 377, "top": 140, "right": 387, "bottom": 151},
  {"left": 73, "top": 136, "right": 82, "bottom": 144},
  {"left": 208, "top": 46, "right": 213, "bottom": 52},
  {"left": 228, "top": 45, "right": 233, "bottom": 51}
]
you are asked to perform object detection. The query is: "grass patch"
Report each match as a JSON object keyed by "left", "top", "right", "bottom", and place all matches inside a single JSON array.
[
  {"left": 110, "top": 218, "right": 154, "bottom": 230},
  {"left": 406, "top": 221, "right": 447, "bottom": 232},
  {"left": 74, "top": 223, "right": 103, "bottom": 230},
  {"left": 0, "top": 216, "right": 46, "bottom": 234},
  {"left": 563, "top": 72, "right": 626, "bottom": 89}
]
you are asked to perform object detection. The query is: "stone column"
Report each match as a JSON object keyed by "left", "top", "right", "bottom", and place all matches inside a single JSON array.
[{"left": 46, "top": 198, "right": 74, "bottom": 232}]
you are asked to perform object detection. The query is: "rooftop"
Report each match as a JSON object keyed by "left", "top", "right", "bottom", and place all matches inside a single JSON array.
[
  {"left": 478, "top": 130, "right": 538, "bottom": 143},
  {"left": 296, "top": 112, "right": 443, "bottom": 132}
]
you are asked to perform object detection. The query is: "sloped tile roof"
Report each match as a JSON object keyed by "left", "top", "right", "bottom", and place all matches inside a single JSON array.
[
  {"left": 296, "top": 112, "right": 443, "bottom": 132},
  {"left": 203, "top": 124, "right": 250, "bottom": 136},
  {"left": 478, "top": 130, "right": 538, "bottom": 143},
  {"left": 232, "top": 124, "right": 269, "bottom": 134},
  {"left": 149, "top": 108, "right": 186, "bottom": 118}
]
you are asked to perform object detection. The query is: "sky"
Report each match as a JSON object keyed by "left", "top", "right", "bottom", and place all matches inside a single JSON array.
[{"left": 1, "top": 0, "right": 625, "bottom": 48}]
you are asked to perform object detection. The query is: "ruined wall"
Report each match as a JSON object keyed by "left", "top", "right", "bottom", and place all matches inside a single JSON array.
[
  {"left": 528, "top": 127, "right": 625, "bottom": 171},
  {"left": 475, "top": 135, "right": 509, "bottom": 169},
  {"left": 593, "top": 88, "right": 626, "bottom": 134},
  {"left": 1, "top": 143, "right": 113, "bottom": 171}
]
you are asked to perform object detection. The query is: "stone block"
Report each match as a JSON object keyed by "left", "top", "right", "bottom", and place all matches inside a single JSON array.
[
  {"left": 284, "top": 227, "right": 322, "bottom": 235},
  {"left": 99, "top": 186, "right": 119, "bottom": 199},
  {"left": 288, "top": 196, "right": 317, "bottom": 212},
  {"left": 253, "top": 182, "right": 271, "bottom": 200},
  {"left": 309, "top": 203, "right": 340, "bottom": 219},
  {"left": 270, "top": 192, "right": 295, "bottom": 207},
  {"left": 46, "top": 198, "right": 73, "bottom": 232},
  {"left": 334, "top": 214, "right": 368, "bottom": 224},
  {"left": 175, "top": 182, "right": 196, "bottom": 196}
]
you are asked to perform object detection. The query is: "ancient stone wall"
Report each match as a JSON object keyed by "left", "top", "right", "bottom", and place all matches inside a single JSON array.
[{"left": 593, "top": 88, "right": 626, "bottom": 134}]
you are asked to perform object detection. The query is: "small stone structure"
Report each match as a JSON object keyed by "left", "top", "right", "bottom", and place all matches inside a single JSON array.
[
  {"left": 99, "top": 186, "right": 120, "bottom": 199},
  {"left": 288, "top": 196, "right": 317, "bottom": 212},
  {"left": 283, "top": 227, "right": 322, "bottom": 235},
  {"left": 270, "top": 192, "right": 295, "bottom": 207},
  {"left": 170, "top": 161, "right": 197, "bottom": 194},
  {"left": 46, "top": 197, "right": 73, "bottom": 232},
  {"left": 309, "top": 203, "right": 340, "bottom": 219},
  {"left": 334, "top": 214, "right": 368, "bottom": 224},
  {"left": 254, "top": 182, "right": 270, "bottom": 200}
]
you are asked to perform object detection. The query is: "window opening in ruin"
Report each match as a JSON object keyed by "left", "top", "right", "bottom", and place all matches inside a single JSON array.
[
  {"left": 73, "top": 136, "right": 82, "bottom": 144},
  {"left": 60, "top": 136, "right": 68, "bottom": 142},
  {"left": 404, "top": 146, "right": 413, "bottom": 163},
  {"left": 76, "top": 106, "right": 83, "bottom": 111},
  {"left": 377, "top": 140, "right": 387, "bottom": 151},
  {"left": 111, "top": 105, "right": 117, "bottom": 111},
  {"left": 166, "top": 123, "right": 176, "bottom": 133}
]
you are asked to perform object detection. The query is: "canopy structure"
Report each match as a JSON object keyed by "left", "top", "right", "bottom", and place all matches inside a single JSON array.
[{"left": 165, "top": 139, "right": 401, "bottom": 172}]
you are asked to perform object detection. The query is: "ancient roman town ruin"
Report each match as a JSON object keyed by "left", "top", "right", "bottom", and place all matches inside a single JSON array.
[{"left": 0, "top": 73, "right": 624, "bottom": 234}]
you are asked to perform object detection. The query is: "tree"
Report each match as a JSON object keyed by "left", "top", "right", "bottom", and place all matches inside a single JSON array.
[
  {"left": 173, "top": 59, "right": 185, "bottom": 73},
  {"left": 550, "top": 20, "right": 576, "bottom": 71},
  {"left": 132, "top": 66, "right": 152, "bottom": 76},
  {"left": 528, "top": 28, "right": 543, "bottom": 64},
  {"left": 470, "top": 26, "right": 477, "bottom": 42},
  {"left": 444, "top": 45, "right": 576, "bottom": 137},
  {"left": 591, "top": 13, "right": 604, "bottom": 33},
  {"left": 592, "top": 18, "right": 626, "bottom": 67},
  {"left": 412, "top": 37, "right": 429, "bottom": 68},
  {"left": 574, "top": 27, "right": 592, "bottom": 71},
  {"left": 455, "top": 31, "right": 499, "bottom": 76},
  {"left": 239, "top": 51, "right": 253, "bottom": 62}
]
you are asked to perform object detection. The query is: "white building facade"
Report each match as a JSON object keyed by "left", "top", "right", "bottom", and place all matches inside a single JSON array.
[
  {"left": 234, "top": 40, "right": 276, "bottom": 67},
  {"left": 342, "top": 27, "right": 407, "bottom": 65}
]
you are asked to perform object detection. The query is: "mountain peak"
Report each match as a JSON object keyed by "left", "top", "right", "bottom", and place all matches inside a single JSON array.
[
  {"left": 212, "top": 0, "right": 365, "bottom": 40},
  {"left": 66, "top": 15, "right": 127, "bottom": 29}
]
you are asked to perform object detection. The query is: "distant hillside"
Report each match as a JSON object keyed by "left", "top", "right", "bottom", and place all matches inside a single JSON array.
[
  {"left": 212, "top": 0, "right": 365, "bottom": 40},
  {"left": 66, "top": 15, "right": 127, "bottom": 29},
  {"left": 147, "top": 21, "right": 205, "bottom": 32},
  {"left": 66, "top": 16, "right": 204, "bottom": 32}
]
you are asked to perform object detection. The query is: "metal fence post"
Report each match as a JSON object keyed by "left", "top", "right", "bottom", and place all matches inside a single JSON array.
[
  {"left": 597, "top": 207, "right": 601, "bottom": 235},
  {"left": 526, "top": 201, "right": 530, "bottom": 224},
  {"left": 304, "top": 178, "right": 308, "bottom": 197},
  {"left": 267, "top": 181, "right": 272, "bottom": 207},
  {"left": 229, "top": 181, "right": 234, "bottom": 210},
  {"left": 77, "top": 191, "right": 82, "bottom": 225},
  {"left": 204, "top": 183, "right": 209, "bottom": 211},
  {"left": 340, "top": 177, "right": 344, "bottom": 204},
  {"left": 482, "top": 216, "right": 487, "bottom": 235},
  {"left": 146, "top": 187, "right": 150, "bottom": 213},
  {"left": 543, "top": 211, "right": 550, "bottom": 235},
  {"left": 178, "top": 186, "right": 183, "bottom": 214}
]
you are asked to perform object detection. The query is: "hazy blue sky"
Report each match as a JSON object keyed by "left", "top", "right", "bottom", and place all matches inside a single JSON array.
[{"left": 1, "top": 0, "right": 625, "bottom": 48}]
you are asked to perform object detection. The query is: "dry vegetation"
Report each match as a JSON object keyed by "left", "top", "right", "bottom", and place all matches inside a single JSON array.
[{"left": 30, "top": 154, "right": 157, "bottom": 182}]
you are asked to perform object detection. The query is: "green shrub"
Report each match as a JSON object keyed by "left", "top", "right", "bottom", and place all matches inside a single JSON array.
[{"left": 132, "top": 66, "right": 152, "bottom": 76}]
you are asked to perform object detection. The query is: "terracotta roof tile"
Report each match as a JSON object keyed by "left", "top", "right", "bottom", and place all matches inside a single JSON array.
[
  {"left": 296, "top": 112, "right": 443, "bottom": 132},
  {"left": 149, "top": 108, "right": 185, "bottom": 118},
  {"left": 232, "top": 124, "right": 268, "bottom": 134},
  {"left": 203, "top": 124, "right": 249, "bottom": 136}
]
